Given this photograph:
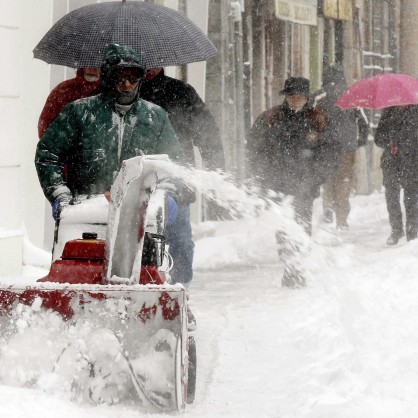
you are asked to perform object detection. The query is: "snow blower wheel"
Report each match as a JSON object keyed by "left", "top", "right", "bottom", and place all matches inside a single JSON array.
[{"left": 187, "top": 335, "right": 197, "bottom": 404}]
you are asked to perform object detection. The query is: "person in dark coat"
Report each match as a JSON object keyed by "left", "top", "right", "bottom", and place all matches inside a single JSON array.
[
  {"left": 249, "top": 77, "right": 339, "bottom": 235},
  {"left": 249, "top": 77, "right": 339, "bottom": 288},
  {"left": 140, "top": 67, "right": 224, "bottom": 170},
  {"left": 374, "top": 105, "right": 418, "bottom": 244},
  {"left": 38, "top": 67, "right": 101, "bottom": 138},
  {"left": 315, "top": 65, "right": 368, "bottom": 229}
]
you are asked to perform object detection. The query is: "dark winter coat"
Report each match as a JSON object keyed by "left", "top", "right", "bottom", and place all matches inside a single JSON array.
[
  {"left": 248, "top": 102, "right": 339, "bottom": 199},
  {"left": 374, "top": 105, "right": 418, "bottom": 188},
  {"left": 315, "top": 65, "right": 368, "bottom": 152},
  {"left": 315, "top": 93, "right": 368, "bottom": 152},
  {"left": 38, "top": 68, "right": 101, "bottom": 138},
  {"left": 35, "top": 44, "right": 184, "bottom": 204},
  {"left": 140, "top": 70, "right": 224, "bottom": 170}
]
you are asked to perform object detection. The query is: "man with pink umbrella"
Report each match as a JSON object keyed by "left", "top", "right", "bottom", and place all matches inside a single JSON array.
[
  {"left": 337, "top": 73, "right": 418, "bottom": 245},
  {"left": 374, "top": 105, "right": 418, "bottom": 244}
]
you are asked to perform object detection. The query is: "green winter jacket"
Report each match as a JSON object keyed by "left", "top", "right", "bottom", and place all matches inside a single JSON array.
[{"left": 35, "top": 45, "right": 184, "bottom": 204}]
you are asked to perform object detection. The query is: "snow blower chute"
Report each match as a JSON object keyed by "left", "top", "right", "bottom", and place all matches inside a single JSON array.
[{"left": 0, "top": 155, "right": 196, "bottom": 412}]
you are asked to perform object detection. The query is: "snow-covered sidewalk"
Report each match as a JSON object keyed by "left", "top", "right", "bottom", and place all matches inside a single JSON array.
[
  {"left": 2, "top": 192, "right": 418, "bottom": 418},
  {"left": 190, "top": 192, "right": 418, "bottom": 418}
]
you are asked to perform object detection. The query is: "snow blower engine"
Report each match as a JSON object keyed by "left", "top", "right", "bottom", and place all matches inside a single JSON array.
[{"left": 0, "top": 155, "right": 196, "bottom": 412}]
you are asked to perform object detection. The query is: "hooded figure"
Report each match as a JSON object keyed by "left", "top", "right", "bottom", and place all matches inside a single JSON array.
[
  {"left": 316, "top": 65, "right": 367, "bottom": 152},
  {"left": 36, "top": 43, "right": 184, "bottom": 202},
  {"left": 315, "top": 65, "right": 368, "bottom": 229},
  {"left": 100, "top": 43, "right": 145, "bottom": 108}
]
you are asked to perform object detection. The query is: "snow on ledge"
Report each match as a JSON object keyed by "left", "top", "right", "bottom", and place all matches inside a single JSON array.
[{"left": 0, "top": 227, "right": 24, "bottom": 239}]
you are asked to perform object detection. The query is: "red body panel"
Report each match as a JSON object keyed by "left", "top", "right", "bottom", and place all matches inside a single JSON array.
[
  {"left": 37, "top": 260, "right": 105, "bottom": 285},
  {"left": 62, "top": 239, "right": 106, "bottom": 260},
  {"left": 2, "top": 238, "right": 172, "bottom": 321},
  {"left": 38, "top": 238, "right": 106, "bottom": 286},
  {"left": 139, "top": 265, "right": 166, "bottom": 285}
]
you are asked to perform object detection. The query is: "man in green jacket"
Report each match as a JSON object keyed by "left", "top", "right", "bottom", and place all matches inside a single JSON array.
[
  {"left": 36, "top": 43, "right": 184, "bottom": 202},
  {"left": 35, "top": 44, "right": 195, "bottom": 294}
]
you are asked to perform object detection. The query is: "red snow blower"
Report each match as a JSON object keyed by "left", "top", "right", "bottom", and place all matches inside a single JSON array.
[{"left": 0, "top": 156, "right": 196, "bottom": 411}]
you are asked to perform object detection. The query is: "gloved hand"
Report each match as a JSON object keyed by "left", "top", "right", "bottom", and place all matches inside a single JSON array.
[
  {"left": 166, "top": 194, "right": 179, "bottom": 225},
  {"left": 52, "top": 193, "right": 72, "bottom": 220}
]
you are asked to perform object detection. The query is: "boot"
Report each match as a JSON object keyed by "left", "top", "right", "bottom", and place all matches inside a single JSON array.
[
  {"left": 386, "top": 230, "right": 405, "bottom": 245},
  {"left": 322, "top": 208, "right": 334, "bottom": 224},
  {"left": 336, "top": 221, "right": 349, "bottom": 231},
  {"left": 406, "top": 225, "right": 417, "bottom": 241}
]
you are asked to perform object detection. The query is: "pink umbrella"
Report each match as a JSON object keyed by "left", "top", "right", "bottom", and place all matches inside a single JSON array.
[{"left": 336, "top": 73, "right": 418, "bottom": 109}]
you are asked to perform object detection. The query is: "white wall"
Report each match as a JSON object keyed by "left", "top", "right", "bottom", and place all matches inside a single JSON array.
[
  {"left": 0, "top": 0, "right": 24, "bottom": 274},
  {"left": 185, "top": 0, "right": 209, "bottom": 99},
  {"left": 0, "top": 0, "right": 52, "bottom": 275},
  {"left": 19, "top": 1, "right": 53, "bottom": 250}
]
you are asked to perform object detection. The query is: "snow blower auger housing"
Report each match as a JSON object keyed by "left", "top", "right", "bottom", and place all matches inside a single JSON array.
[{"left": 0, "top": 156, "right": 196, "bottom": 412}]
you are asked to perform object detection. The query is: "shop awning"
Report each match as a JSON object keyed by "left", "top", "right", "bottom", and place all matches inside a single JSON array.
[
  {"left": 275, "top": 0, "right": 318, "bottom": 26},
  {"left": 322, "top": 0, "right": 353, "bottom": 21}
]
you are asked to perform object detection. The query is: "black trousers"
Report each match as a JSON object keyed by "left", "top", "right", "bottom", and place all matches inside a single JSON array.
[
  {"left": 293, "top": 194, "right": 315, "bottom": 236},
  {"left": 384, "top": 176, "right": 418, "bottom": 240}
]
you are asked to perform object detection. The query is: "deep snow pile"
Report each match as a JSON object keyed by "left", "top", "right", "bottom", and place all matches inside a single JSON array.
[
  {"left": 2, "top": 191, "right": 418, "bottom": 417},
  {"left": 191, "top": 193, "right": 418, "bottom": 418}
]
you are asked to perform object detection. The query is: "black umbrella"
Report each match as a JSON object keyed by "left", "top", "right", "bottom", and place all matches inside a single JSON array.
[{"left": 33, "top": 1, "right": 217, "bottom": 69}]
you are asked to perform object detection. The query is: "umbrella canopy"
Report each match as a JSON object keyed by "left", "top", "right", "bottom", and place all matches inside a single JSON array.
[
  {"left": 336, "top": 73, "right": 418, "bottom": 109},
  {"left": 33, "top": 1, "right": 217, "bottom": 69}
]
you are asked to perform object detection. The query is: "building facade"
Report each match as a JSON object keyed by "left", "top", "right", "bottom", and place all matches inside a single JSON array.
[
  {"left": 205, "top": 0, "right": 402, "bottom": 192},
  {"left": 0, "top": 0, "right": 411, "bottom": 275}
]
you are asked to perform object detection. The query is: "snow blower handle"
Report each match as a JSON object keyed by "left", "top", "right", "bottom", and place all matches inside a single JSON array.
[
  {"left": 51, "top": 192, "right": 73, "bottom": 253},
  {"left": 52, "top": 192, "right": 81, "bottom": 220},
  {"left": 52, "top": 194, "right": 71, "bottom": 220}
]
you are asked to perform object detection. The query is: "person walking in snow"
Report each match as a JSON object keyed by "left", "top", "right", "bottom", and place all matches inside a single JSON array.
[
  {"left": 35, "top": 44, "right": 196, "bottom": 293},
  {"left": 315, "top": 65, "right": 369, "bottom": 230},
  {"left": 248, "top": 76, "right": 339, "bottom": 235},
  {"left": 141, "top": 67, "right": 225, "bottom": 221},
  {"left": 38, "top": 67, "right": 101, "bottom": 138},
  {"left": 374, "top": 105, "right": 418, "bottom": 245},
  {"left": 248, "top": 77, "right": 339, "bottom": 287},
  {"left": 140, "top": 67, "right": 224, "bottom": 171}
]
